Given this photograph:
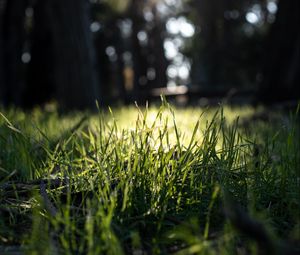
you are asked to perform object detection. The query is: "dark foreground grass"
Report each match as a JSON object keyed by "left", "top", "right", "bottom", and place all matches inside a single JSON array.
[{"left": 0, "top": 101, "right": 299, "bottom": 255}]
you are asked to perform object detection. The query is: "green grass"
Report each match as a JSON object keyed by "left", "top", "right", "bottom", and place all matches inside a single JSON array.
[{"left": 0, "top": 100, "right": 299, "bottom": 254}]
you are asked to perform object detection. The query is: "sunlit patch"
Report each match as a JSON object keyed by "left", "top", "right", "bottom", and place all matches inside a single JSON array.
[
  {"left": 167, "top": 80, "right": 176, "bottom": 88},
  {"left": 169, "top": 85, "right": 188, "bottom": 94},
  {"left": 90, "top": 21, "right": 101, "bottom": 33},
  {"left": 21, "top": 52, "right": 31, "bottom": 64}
]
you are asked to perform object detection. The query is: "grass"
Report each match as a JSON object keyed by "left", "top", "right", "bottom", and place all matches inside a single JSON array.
[{"left": 0, "top": 100, "right": 299, "bottom": 254}]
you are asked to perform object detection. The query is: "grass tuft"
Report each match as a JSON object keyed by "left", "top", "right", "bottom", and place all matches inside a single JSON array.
[{"left": 0, "top": 101, "right": 299, "bottom": 254}]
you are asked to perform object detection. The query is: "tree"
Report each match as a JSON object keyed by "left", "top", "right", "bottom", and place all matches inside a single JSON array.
[
  {"left": 128, "top": 0, "right": 148, "bottom": 102},
  {"left": 259, "top": 0, "right": 300, "bottom": 103},
  {"left": 189, "top": 0, "right": 224, "bottom": 88},
  {"left": 0, "top": 0, "right": 100, "bottom": 110},
  {"left": 1, "top": 0, "right": 28, "bottom": 106},
  {"left": 50, "top": 0, "right": 100, "bottom": 110},
  {"left": 23, "top": 0, "right": 54, "bottom": 107},
  {"left": 0, "top": 0, "right": 5, "bottom": 103},
  {"left": 147, "top": 6, "right": 168, "bottom": 89}
]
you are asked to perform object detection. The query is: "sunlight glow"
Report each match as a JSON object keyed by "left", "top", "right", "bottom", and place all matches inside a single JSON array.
[
  {"left": 173, "top": 53, "right": 184, "bottom": 66},
  {"left": 122, "top": 51, "right": 132, "bottom": 65},
  {"left": 243, "top": 24, "right": 254, "bottom": 36},
  {"left": 167, "top": 65, "right": 177, "bottom": 79},
  {"left": 105, "top": 46, "right": 116, "bottom": 56},
  {"left": 178, "top": 65, "right": 189, "bottom": 80},
  {"left": 165, "top": 0, "right": 177, "bottom": 5},
  {"left": 164, "top": 39, "right": 178, "bottom": 59},
  {"left": 21, "top": 52, "right": 31, "bottom": 64},
  {"left": 118, "top": 19, "right": 132, "bottom": 38},
  {"left": 246, "top": 12, "right": 259, "bottom": 24},
  {"left": 267, "top": 1, "right": 278, "bottom": 14},
  {"left": 25, "top": 7, "right": 34, "bottom": 18},
  {"left": 105, "top": 46, "right": 117, "bottom": 61},
  {"left": 156, "top": 2, "right": 169, "bottom": 17},
  {"left": 166, "top": 17, "right": 195, "bottom": 38},
  {"left": 166, "top": 18, "right": 179, "bottom": 34},
  {"left": 137, "top": 30, "right": 148, "bottom": 46},
  {"left": 90, "top": 21, "right": 101, "bottom": 33},
  {"left": 178, "top": 17, "right": 195, "bottom": 37},
  {"left": 143, "top": 8, "right": 154, "bottom": 22},
  {"left": 165, "top": 0, "right": 182, "bottom": 8},
  {"left": 147, "top": 68, "right": 156, "bottom": 80},
  {"left": 166, "top": 60, "right": 191, "bottom": 81},
  {"left": 167, "top": 80, "right": 176, "bottom": 87},
  {"left": 173, "top": 37, "right": 184, "bottom": 48}
]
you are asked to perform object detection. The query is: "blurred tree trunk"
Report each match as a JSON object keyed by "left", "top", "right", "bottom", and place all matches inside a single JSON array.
[
  {"left": 23, "top": 0, "right": 54, "bottom": 107},
  {"left": 97, "top": 20, "right": 126, "bottom": 105},
  {"left": 148, "top": 9, "right": 168, "bottom": 89},
  {"left": 259, "top": 0, "right": 300, "bottom": 103},
  {"left": 129, "top": 0, "right": 146, "bottom": 102},
  {"left": 0, "top": 0, "right": 5, "bottom": 103},
  {"left": 50, "top": 0, "right": 100, "bottom": 110},
  {"left": 191, "top": 0, "right": 223, "bottom": 88},
  {"left": 114, "top": 32, "right": 126, "bottom": 104},
  {"left": 1, "top": 0, "right": 28, "bottom": 106}
]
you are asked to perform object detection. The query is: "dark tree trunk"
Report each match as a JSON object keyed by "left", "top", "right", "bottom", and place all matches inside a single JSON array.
[
  {"left": 0, "top": 0, "right": 5, "bottom": 103},
  {"left": 2, "top": 0, "right": 28, "bottom": 106},
  {"left": 148, "top": 13, "right": 168, "bottom": 89},
  {"left": 114, "top": 33, "right": 126, "bottom": 104},
  {"left": 23, "top": 0, "right": 55, "bottom": 107},
  {"left": 191, "top": 0, "right": 223, "bottom": 87},
  {"left": 94, "top": 31, "right": 111, "bottom": 104},
  {"left": 129, "top": 0, "right": 147, "bottom": 102},
  {"left": 259, "top": 0, "right": 300, "bottom": 103},
  {"left": 96, "top": 20, "right": 126, "bottom": 105},
  {"left": 50, "top": 0, "right": 100, "bottom": 110}
]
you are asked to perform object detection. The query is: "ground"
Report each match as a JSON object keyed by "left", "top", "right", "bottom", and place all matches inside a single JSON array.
[{"left": 0, "top": 101, "right": 299, "bottom": 254}]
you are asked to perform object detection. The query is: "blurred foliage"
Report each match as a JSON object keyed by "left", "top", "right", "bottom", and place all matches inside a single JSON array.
[{"left": 101, "top": 0, "right": 131, "bottom": 14}]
